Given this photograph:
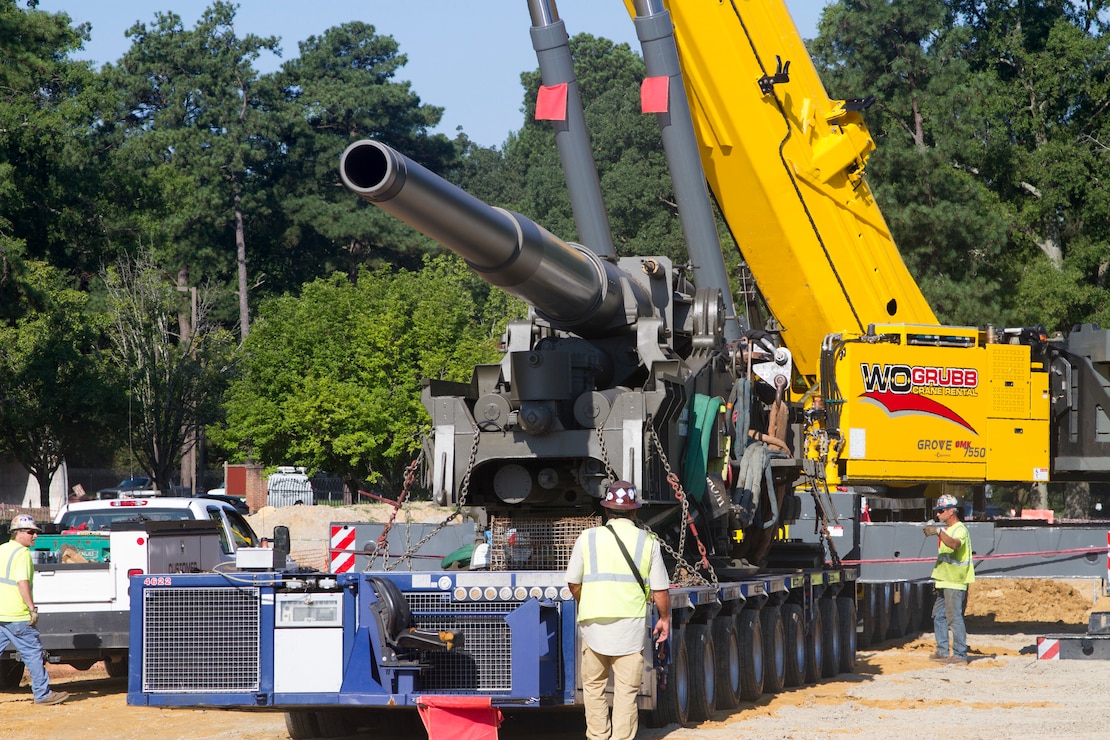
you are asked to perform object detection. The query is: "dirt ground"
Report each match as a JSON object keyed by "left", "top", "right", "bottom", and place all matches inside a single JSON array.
[{"left": 2, "top": 503, "right": 1107, "bottom": 738}]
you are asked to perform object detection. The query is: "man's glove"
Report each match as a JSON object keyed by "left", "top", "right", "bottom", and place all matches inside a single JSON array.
[
  {"left": 922, "top": 525, "right": 944, "bottom": 537},
  {"left": 28, "top": 608, "right": 38, "bottom": 627}
]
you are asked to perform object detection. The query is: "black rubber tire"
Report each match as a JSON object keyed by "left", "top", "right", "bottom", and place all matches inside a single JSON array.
[
  {"left": 781, "top": 603, "right": 806, "bottom": 688},
  {"left": 737, "top": 610, "right": 764, "bottom": 701},
  {"left": 285, "top": 711, "right": 321, "bottom": 740},
  {"left": 315, "top": 710, "right": 355, "bottom": 738},
  {"left": 0, "top": 658, "right": 23, "bottom": 689},
  {"left": 874, "top": 583, "right": 892, "bottom": 645},
  {"left": 711, "top": 614, "right": 743, "bottom": 710},
  {"left": 649, "top": 626, "right": 690, "bottom": 728},
  {"left": 804, "top": 601, "right": 824, "bottom": 684},
  {"left": 104, "top": 653, "right": 128, "bottom": 678},
  {"left": 888, "top": 581, "right": 912, "bottom": 639},
  {"left": 686, "top": 624, "right": 716, "bottom": 722},
  {"left": 760, "top": 606, "right": 786, "bottom": 694},
  {"left": 357, "top": 708, "right": 427, "bottom": 738},
  {"left": 857, "top": 584, "right": 875, "bottom": 650},
  {"left": 837, "top": 596, "right": 857, "bottom": 674},
  {"left": 908, "top": 581, "right": 927, "bottom": 635},
  {"left": 819, "top": 598, "right": 841, "bottom": 678}
]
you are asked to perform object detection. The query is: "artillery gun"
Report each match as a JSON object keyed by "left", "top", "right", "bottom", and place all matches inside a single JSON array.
[{"left": 340, "top": 139, "right": 804, "bottom": 571}]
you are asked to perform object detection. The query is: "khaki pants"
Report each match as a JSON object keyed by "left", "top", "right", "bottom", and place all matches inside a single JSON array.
[{"left": 581, "top": 643, "right": 644, "bottom": 740}]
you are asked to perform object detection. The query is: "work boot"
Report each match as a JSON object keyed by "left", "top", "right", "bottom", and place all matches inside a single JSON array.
[
  {"left": 35, "top": 691, "right": 70, "bottom": 705},
  {"left": 929, "top": 652, "right": 949, "bottom": 662},
  {"left": 942, "top": 655, "right": 969, "bottom": 665}
]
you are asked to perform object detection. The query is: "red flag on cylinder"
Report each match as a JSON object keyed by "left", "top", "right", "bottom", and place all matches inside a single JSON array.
[
  {"left": 641, "top": 75, "right": 670, "bottom": 113},
  {"left": 535, "top": 83, "right": 568, "bottom": 121}
]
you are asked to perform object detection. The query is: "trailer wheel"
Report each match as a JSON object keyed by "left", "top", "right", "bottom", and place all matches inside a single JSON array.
[
  {"left": 737, "top": 610, "right": 764, "bottom": 701},
  {"left": 857, "top": 584, "right": 875, "bottom": 650},
  {"left": 908, "top": 581, "right": 926, "bottom": 635},
  {"left": 781, "top": 603, "right": 805, "bottom": 688},
  {"left": 873, "top": 583, "right": 892, "bottom": 645},
  {"left": 804, "top": 602, "right": 823, "bottom": 684},
  {"left": 686, "top": 624, "right": 716, "bottom": 722},
  {"left": 315, "top": 710, "right": 354, "bottom": 738},
  {"left": 0, "top": 658, "right": 23, "bottom": 689},
  {"left": 887, "top": 581, "right": 911, "bottom": 639},
  {"left": 836, "top": 596, "right": 857, "bottom": 673},
  {"left": 104, "top": 653, "right": 128, "bottom": 678},
  {"left": 285, "top": 711, "right": 321, "bottom": 740},
  {"left": 760, "top": 606, "right": 786, "bottom": 694},
  {"left": 649, "top": 627, "right": 690, "bottom": 728},
  {"left": 819, "top": 598, "right": 840, "bottom": 678},
  {"left": 711, "top": 615, "right": 742, "bottom": 710}
]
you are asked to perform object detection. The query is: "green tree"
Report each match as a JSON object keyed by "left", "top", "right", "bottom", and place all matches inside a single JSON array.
[
  {"left": 810, "top": 0, "right": 1110, "bottom": 330},
  {"left": 216, "top": 256, "right": 507, "bottom": 498},
  {"left": 98, "top": 2, "right": 280, "bottom": 337},
  {"left": 0, "top": 1, "right": 110, "bottom": 283},
  {"left": 261, "top": 21, "right": 455, "bottom": 283},
  {"left": 103, "top": 252, "right": 236, "bottom": 495},
  {"left": 0, "top": 261, "right": 123, "bottom": 506}
]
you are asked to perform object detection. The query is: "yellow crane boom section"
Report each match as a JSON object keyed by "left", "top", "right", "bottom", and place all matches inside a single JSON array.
[{"left": 626, "top": 0, "right": 937, "bottom": 383}]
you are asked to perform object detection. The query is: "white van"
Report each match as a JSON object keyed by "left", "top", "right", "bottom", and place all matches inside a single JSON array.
[{"left": 267, "top": 466, "right": 313, "bottom": 507}]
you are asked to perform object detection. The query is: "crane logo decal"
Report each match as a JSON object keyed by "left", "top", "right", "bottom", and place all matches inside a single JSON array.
[{"left": 858, "top": 363, "right": 978, "bottom": 433}]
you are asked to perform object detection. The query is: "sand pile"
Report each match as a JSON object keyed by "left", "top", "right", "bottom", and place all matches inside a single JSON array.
[{"left": 247, "top": 501, "right": 449, "bottom": 570}]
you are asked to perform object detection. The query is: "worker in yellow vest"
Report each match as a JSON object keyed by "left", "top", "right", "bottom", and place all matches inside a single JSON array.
[
  {"left": 0, "top": 515, "right": 69, "bottom": 704},
  {"left": 565, "top": 481, "right": 670, "bottom": 740},
  {"left": 924, "top": 494, "right": 975, "bottom": 664}
]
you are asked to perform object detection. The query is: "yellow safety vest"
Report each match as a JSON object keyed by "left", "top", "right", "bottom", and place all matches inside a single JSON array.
[
  {"left": 0, "top": 540, "right": 32, "bottom": 621},
  {"left": 931, "top": 520, "right": 975, "bottom": 590},
  {"left": 577, "top": 522, "right": 654, "bottom": 622}
]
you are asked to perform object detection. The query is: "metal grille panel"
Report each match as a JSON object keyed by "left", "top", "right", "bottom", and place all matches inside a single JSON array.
[
  {"left": 406, "top": 594, "right": 518, "bottom": 692},
  {"left": 142, "top": 587, "right": 260, "bottom": 692},
  {"left": 490, "top": 515, "right": 599, "bottom": 570}
]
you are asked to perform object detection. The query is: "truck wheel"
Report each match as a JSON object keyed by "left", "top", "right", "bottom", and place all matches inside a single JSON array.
[
  {"left": 781, "top": 603, "right": 805, "bottom": 688},
  {"left": 737, "top": 610, "right": 763, "bottom": 701},
  {"left": 686, "top": 624, "right": 716, "bottom": 722},
  {"left": 908, "top": 581, "right": 926, "bottom": 635},
  {"left": 819, "top": 598, "right": 841, "bottom": 678},
  {"left": 857, "top": 584, "right": 874, "bottom": 650},
  {"left": 711, "top": 615, "right": 742, "bottom": 710},
  {"left": 0, "top": 658, "right": 23, "bottom": 689},
  {"left": 649, "top": 626, "right": 689, "bottom": 728},
  {"left": 837, "top": 596, "right": 857, "bottom": 673},
  {"left": 887, "top": 581, "right": 911, "bottom": 639},
  {"left": 104, "top": 653, "right": 128, "bottom": 678},
  {"left": 873, "top": 583, "right": 891, "bottom": 645},
  {"left": 804, "top": 602, "right": 823, "bottom": 684},
  {"left": 314, "top": 710, "right": 354, "bottom": 737},
  {"left": 760, "top": 606, "right": 786, "bottom": 694},
  {"left": 285, "top": 710, "right": 320, "bottom": 740}
]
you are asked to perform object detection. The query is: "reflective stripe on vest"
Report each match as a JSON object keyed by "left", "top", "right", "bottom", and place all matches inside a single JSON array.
[
  {"left": 577, "top": 524, "right": 654, "bottom": 622},
  {"left": 931, "top": 521, "right": 974, "bottom": 585},
  {"left": 0, "top": 541, "right": 23, "bottom": 586}
]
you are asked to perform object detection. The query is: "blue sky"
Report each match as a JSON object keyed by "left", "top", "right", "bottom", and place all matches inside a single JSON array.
[{"left": 35, "top": 1, "right": 827, "bottom": 149}]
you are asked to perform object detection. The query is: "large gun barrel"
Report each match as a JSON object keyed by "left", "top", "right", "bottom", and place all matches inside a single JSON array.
[{"left": 340, "top": 139, "right": 651, "bottom": 334}]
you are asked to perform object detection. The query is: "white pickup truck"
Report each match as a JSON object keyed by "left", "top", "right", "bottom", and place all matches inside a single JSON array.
[{"left": 0, "top": 497, "right": 261, "bottom": 683}]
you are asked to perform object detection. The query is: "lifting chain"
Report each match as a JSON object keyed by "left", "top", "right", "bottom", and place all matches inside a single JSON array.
[
  {"left": 381, "top": 431, "right": 481, "bottom": 572},
  {"left": 646, "top": 422, "right": 718, "bottom": 590},
  {"left": 368, "top": 457, "right": 420, "bottom": 571},
  {"left": 596, "top": 421, "right": 715, "bottom": 588}
]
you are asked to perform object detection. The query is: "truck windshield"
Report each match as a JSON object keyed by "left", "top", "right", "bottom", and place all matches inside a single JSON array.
[{"left": 59, "top": 509, "right": 194, "bottom": 531}]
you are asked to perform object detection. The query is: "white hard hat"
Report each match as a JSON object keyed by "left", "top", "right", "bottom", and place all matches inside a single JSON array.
[
  {"left": 934, "top": 494, "right": 959, "bottom": 511},
  {"left": 9, "top": 515, "right": 41, "bottom": 532}
]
